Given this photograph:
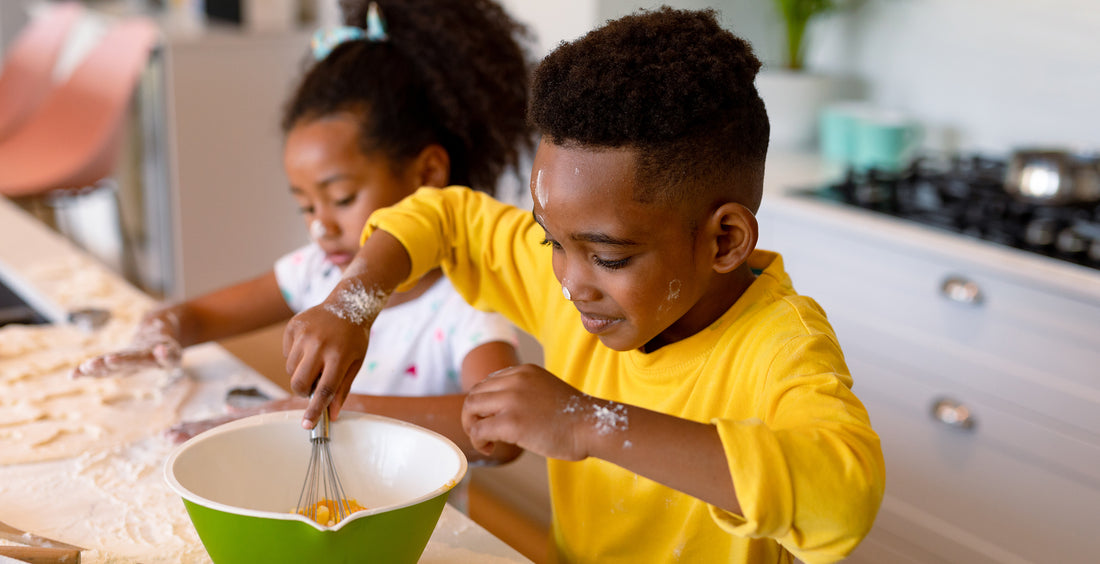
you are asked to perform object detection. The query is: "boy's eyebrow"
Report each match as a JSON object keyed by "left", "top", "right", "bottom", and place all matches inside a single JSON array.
[
  {"left": 573, "top": 232, "right": 637, "bottom": 246},
  {"left": 530, "top": 211, "right": 638, "bottom": 246}
]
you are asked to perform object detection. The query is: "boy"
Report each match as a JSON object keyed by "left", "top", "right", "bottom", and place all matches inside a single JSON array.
[{"left": 285, "top": 6, "right": 885, "bottom": 563}]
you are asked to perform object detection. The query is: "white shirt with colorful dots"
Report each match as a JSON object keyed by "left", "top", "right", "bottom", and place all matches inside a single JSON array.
[{"left": 274, "top": 243, "right": 518, "bottom": 396}]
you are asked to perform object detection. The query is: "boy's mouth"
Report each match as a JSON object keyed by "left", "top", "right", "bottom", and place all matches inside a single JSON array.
[{"left": 578, "top": 311, "right": 620, "bottom": 334}]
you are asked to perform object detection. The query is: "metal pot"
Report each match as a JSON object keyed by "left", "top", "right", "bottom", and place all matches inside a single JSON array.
[{"left": 1004, "top": 149, "right": 1100, "bottom": 205}]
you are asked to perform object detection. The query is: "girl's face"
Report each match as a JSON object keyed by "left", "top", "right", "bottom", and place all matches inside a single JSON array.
[
  {"left": 531, "top": 141, "right": 720, "bottom": 352},
  {"left": 284, "top": 113, "right": 419, "bottom": 269}
]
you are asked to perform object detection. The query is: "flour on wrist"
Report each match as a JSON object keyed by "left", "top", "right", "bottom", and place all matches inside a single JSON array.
[{"left": 324, "top": 278, "right": 387, "bottom": 325}]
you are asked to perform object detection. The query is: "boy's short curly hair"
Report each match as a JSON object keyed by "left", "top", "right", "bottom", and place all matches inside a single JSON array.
[
  {"left": 529, "top": 6, "right": 769, "bottom": 211},
  {"left": 282, "top": 0, "right": 533, "bottom": 195}
]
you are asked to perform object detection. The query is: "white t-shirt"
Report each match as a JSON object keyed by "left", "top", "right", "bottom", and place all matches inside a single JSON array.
[{"left": 274, "top": 243, "right": 518, "bottom": 396}]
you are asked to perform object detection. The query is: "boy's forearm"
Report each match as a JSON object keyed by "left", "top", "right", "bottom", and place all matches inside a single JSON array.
[
  {"left": 338, "top": 229, "right": 413, "bottom": 298},
  {"left": 582, "top": 400, "right": 741, "bottom": 514},
  {"left": 288, "top": 229, "right": 415, "bottom": 428}
]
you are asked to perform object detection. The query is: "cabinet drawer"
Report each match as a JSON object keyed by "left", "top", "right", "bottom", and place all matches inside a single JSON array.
[
  {"left": 760, "top": 209, "right": 1100, "bottom": 439},
  {"left": 847, "top": 345, "right": 1100, "bottom": 563},
  {"left": 758, "top": 199, "right": 1100, "bottom": 562}
]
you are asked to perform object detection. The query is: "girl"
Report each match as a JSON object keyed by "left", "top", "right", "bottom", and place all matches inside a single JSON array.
[{"left": 72, "top": 0, "right": 533, "bottom": 466}]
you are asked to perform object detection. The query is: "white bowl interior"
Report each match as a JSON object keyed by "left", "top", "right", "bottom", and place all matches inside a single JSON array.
[{"left": 167, "top": 411, "right": 466, "bottom": 518}]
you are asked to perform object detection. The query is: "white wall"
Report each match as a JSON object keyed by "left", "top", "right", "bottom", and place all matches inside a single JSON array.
[
  {"left": 502, "top": 0, "right": 1100, "bottom": 156},
  {"left": 814, "top": 0, "right": 1100, "bottom": 155}
]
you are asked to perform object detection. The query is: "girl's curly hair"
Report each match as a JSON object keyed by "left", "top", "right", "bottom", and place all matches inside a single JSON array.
[
  {"left": 529, "top": 7, "right": 769, "bottom": 211},
  {"left": 282, "top": 0, "right": 534, "bottom": 195}
]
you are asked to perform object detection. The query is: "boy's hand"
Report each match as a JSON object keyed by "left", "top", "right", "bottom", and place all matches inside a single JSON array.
[
  {"left": 462, "top": 364, "right": 605, "bottom": 461},
  {"left": 283, "top": 293, "right": 373, "bottom": 429}
]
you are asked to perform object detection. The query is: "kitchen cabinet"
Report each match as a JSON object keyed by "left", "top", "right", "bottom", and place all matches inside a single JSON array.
[
  {"left": 756, "top": 169, "right": 1100, "bottom": 563},
  {"left": 155, "top": 24, "right": 311, "bottom": 300}
]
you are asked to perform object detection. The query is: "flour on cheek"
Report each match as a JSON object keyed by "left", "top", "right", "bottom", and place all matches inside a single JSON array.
[
  {"left": 667, "top": 279, "right": 682, "bottom": 302},
  {"left": 658, "top": 279, "right": 682, "bottom": 313},
  {"left": 324, "top": 279, "right": 386, "bottom": 325}
]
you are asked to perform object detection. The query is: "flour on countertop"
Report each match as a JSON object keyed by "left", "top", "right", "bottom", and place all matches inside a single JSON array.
[{"left": 0, "top": 256, "right": 191, "bottom": 466}]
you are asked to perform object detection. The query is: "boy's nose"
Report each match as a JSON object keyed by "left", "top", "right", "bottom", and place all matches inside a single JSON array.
[
  {"left": 558, "top": 272, "right": 597, "bottom": 303},
  {"left": 554, "top": 257, "right": 597, "bottom": 302}
]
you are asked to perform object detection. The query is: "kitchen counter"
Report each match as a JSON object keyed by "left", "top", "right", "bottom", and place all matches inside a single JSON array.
[
  {"left": 759, "top": 152, "right": 1100, "bottom": 304},
  {"left": 0, "top": 196, "right": 530, "bottom": 563},
  {"left": 758, "top": 152, "right": 1100, "bottom": 562}
]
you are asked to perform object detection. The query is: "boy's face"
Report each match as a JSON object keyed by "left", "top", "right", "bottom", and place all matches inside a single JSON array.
[
  {"left": 284, "top": 113, "right": 419, "bottom": 270},
  {"left": 531, "top": 141, "right": 719, "bottom": 352}
]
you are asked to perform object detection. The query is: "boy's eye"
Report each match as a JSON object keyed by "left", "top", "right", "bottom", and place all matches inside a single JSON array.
[
  {"left": 539, "top": 237, "right": 562, "bottom": 250},
  {"left": 594, "top": 256, "right": 631, "bottom": 270},
  {"left": 298, "top": 205, "right": 315, "bottom": 215}
]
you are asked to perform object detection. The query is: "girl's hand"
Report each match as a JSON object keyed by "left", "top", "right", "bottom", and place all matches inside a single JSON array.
[
  {"left": 71, "top": 314, "right": 182, "bottom": 378},
  {"left": 284, "top": 281, "right": 379, "bottom": 429},
  {"left": 461, "top": 364, "right": 615, "bottom": 461},
  {"left": 166, "top": 397, "right": 306, "bottom": 443}
]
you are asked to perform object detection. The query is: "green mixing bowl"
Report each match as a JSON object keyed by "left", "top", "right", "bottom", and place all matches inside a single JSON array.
[{"left": 163, "top": 410, "right": 467, "bottom": 563}]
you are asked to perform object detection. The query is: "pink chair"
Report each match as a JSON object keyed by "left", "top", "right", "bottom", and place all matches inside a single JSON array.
[
  {"left": 0, "top": 16, "right": 160, "bottom": 281},
  {"left": 0, "top": 2, "right": 84, "bottom": 142}
]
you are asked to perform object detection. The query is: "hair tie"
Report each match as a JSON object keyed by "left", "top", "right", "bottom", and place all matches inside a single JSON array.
[{"left": 311, "top": 1, "right": 389, "bottom": 61}]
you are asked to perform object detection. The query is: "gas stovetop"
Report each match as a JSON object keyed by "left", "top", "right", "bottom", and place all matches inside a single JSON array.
[{"left": 796, "top": 155, "right": 1100, "bottom": 271}]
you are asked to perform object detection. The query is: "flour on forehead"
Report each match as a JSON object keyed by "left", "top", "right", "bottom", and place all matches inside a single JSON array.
[{"left": 534, "top": 168, "right": 549, "bottom": 208}]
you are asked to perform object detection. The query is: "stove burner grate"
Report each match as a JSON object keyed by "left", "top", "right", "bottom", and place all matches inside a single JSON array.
[{"left": 799, "top": 155, "right": 1100, "bottom": 270}]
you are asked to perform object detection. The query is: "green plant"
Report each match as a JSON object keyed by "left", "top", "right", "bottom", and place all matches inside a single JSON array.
[{"left": 773, "top": 0, "right": 838, "bottom": 71}]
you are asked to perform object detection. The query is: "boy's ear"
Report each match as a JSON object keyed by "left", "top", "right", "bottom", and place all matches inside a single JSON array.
[
  {"left": 412, "top": 144, "right": 451, "bottom": 188},
  {"left": 708, "top": 202, "right": 758, "bottom": 274}
]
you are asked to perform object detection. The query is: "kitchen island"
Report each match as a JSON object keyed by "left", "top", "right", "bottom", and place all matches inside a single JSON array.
[
  {"left": 759, "top": 153, "right": 1100, "bottom": 563},
  {"left": 0, "top": 196, "right": 530, "bottom": 563}
]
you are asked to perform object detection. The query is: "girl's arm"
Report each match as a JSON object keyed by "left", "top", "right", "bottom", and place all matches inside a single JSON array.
[
  {"left": 158, "top": 270, "right": 294, "bottom": 346},
  {"left": 335, "top": 340, "right": 523, "bottom": 464},
  {"left": 74, "top": 271, "right": 294, "bottom": 377}
]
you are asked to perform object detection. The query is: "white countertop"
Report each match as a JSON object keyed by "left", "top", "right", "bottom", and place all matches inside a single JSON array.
[{"left": 0, "top": 196, "right": 530, "bottom": 563}]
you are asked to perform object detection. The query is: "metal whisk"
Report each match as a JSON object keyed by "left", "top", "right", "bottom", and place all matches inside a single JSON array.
[{"left": 295, "top": 408, "right": 352, "bottom": 526}]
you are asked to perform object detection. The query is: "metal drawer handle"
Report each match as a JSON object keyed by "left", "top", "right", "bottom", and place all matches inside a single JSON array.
[
  {"left": 940, "top": 276, "right": 983, "bottom": 306},
  {"left": 931, "top": 397, "right": 976, "bottom": 431}
]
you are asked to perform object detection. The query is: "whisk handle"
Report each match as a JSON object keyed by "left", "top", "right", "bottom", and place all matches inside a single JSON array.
[{"left": 310, "top": 408, "right": 331, "bottom": 442}]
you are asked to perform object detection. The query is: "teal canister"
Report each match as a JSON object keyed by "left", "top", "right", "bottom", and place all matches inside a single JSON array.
[
  {"left": 818, "top": 102, "right": 869, "bottom": 167},
  {"left": 851, "top": 112, "right": 922, "bottom": 173}
]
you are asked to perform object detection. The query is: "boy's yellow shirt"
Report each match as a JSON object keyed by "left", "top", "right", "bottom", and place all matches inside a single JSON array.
[{"left": 365, "top": 187, "right": 885, "bottom": 564}]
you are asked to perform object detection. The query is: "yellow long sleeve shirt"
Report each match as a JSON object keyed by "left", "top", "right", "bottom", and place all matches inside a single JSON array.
[{"left": 364, "top": 187, "right": 885, "bottom": 563}]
